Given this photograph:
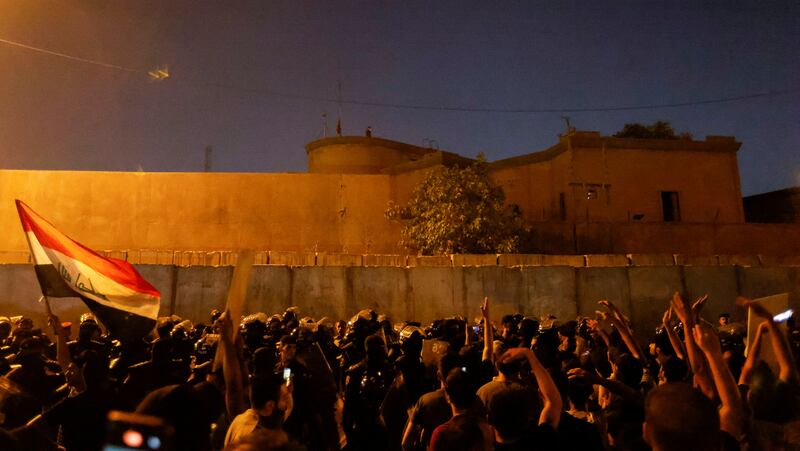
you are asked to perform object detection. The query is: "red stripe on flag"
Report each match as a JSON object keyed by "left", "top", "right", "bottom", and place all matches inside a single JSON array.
[{"left": 15, "top": 200, "right": 160, "bottom": 298}]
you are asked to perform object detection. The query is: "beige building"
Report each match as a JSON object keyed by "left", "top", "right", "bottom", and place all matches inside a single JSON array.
[
  {"left": 3, "top": 130, "right": 784, "bottom": 258},
  {"left": 307, "top": 130, "right": 744, "bottom": 224}
]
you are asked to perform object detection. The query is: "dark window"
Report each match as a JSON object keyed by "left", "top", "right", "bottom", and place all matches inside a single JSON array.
[
  {"left": 559, "top": 192, "right": 566, "bottom": 220},
  {"left": 661, "top": 191, "right": 681, "bottom": 222}
]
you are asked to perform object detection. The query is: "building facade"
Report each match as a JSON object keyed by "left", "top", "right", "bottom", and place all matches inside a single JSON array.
[
  {"left": 306, "top": 130, "right": 745, "bottom": 224},
  {"left": 5, "top": 130, "right": 788, "bottom": 258}
]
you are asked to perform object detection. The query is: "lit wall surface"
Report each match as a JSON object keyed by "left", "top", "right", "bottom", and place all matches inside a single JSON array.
[{"left": 0, "top": 170, "right": 402, "bottom": 253}]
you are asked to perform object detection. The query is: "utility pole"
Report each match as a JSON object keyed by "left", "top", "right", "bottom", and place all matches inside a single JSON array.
[{"left": 204, "top": 146, "right": 213, "bottom": 172}]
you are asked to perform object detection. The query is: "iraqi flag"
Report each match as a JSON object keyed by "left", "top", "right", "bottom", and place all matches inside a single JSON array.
[{"left": 16, "top": 200, "right": 160, "bottom": 341}]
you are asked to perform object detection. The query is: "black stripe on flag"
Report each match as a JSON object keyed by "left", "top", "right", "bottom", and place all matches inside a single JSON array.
[
  {"left": 34, "top": 264, "right": 78, "bottom": 297},
  {"left": 80, "top": 296, "right": 157, "bottom": 343},
  {"left": 33, "top": 265, "right": 155, "bottom": 342}
]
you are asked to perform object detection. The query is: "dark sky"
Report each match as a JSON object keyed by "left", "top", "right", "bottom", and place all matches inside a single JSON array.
[{"left": 1, "top": 0, "right": 798, "bottom": 195}]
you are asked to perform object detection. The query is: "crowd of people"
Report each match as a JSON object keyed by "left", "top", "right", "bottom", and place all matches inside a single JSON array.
[{"left": 0, "top": 291, "right": 798, "bottom": 450}]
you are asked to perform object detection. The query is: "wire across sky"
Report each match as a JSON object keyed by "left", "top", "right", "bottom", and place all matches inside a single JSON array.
[{"left": 2, "top": 36, "right": 796, "bottom": 115}]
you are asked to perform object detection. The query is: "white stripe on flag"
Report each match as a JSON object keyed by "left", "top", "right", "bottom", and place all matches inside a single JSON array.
[
  {"left": 36, "top": 240, "right": 159, "bottom": 320},
  {"left": 24, "top": 229, "right": 51, "bottom": 266}
]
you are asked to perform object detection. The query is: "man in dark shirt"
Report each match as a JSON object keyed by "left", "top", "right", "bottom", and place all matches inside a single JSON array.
[
  {"left": 490, "top": 389, "right": 558, "bottom": 451},
  {"left": 552, "top": 369, "right": 604, "bottom": 450},
  {"left": 429, "top": 368, "right": 493, "bottom": 451},
  {"left": 487, "top": 348, "right": 563, "bottom": 450},
  {"left": 402, "top": 353, "right": 462, "bottom": 450},
  {"left": 643, "top": 383, "right": 728, "bottom": 451}
]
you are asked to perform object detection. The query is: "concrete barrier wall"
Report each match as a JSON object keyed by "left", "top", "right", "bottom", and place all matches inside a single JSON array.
[{"left": 3, "top": 262, "right": 798, "bottom": 339}]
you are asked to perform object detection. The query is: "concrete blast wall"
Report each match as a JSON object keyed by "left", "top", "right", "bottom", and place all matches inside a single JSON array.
[{"left": 1, "top": 263, "right": 798, "bottom": 337}]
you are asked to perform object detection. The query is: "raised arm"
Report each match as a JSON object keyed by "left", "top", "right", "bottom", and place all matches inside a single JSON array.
[
  {"left": 739, "top": 297, "right": 800, "bottom": 385},
  {"left": 662, "top": 307, "right": 685, "bottom": 360},
  {"left": 567, "top": 367, "right": 641, "bottom": 404},
  {"left": 481, "top": 297, "right": 493, "bottom": 363},
  {"left": 218, "top": 311, "right": 247, "bottom": 418},
  {"left": 500, "top": 348, "right": 562, "bottom": 428},
  {"left": 739, "top": 321, "right": 767, "bottom": 386},
  {"left": 47, "top": 313, "right": 72, "bottom": 374},
  {"left": 671, "top": 292, "right": 716, "bottom": 399},
  {"left": 693, "top": 324, "right": 745, "bottom": 439},
  {"left": 599, "top": 300, "right": 644, "bottom": 360},
  {"left": 590, "top": 313, "right": 612, "bottom": 348}
]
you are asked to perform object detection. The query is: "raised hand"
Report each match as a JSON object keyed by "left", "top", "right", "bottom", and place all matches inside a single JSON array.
[
  {"left": 567, "top": 367, "right": 600, "bottom": 384},
  {"left": 600, "top": 298, "right": 643, "bottom": 360},
  {"left": 662, "top": 307, "right": 672, "bottom": 327},
  {"left": 598, "top": 299, "right": 621, "bottom": 317},
  {"left": 691, "top": 294, "right": 709, "bottom": 323},
  {"left": 480, "top": 297, "right": 494, "bottom": 362},
  {"left": 480, "top": 296, "right": 489, "bottom": 319},
  {"left": 692, "top": 324, "right": 721, "bottom": 356},
  {"left": 599, "top": 299, "right": 632, "bottom": 327},
  {"left": 670, "top": 292, "right": 692, "bottom": 325},
  {"left": 498, "top": 347, "right": 533, "bottom": 364},
  {"left": 595, "top": 310, "right": 609, "bottom": 323}
]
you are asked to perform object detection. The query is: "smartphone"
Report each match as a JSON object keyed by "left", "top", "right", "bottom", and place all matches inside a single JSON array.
[
  {"left": 773, "top": 309, "right": 794, "bottom": 323},
  {"left": 472, "top": 325, "right": 480, "bottom": 334},
  {"left": 103, "top": 411, "right": 173, "bottom": 451},
  {"left": 283, "top": 367, "right": 292, "bottom": 383}
]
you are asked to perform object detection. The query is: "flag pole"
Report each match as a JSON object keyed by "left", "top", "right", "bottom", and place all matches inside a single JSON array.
[
  {"left": 39, "top": 295, "right": 53, "bottom": 317},
  {"left": 40, "top": 294, "right": 58, "bottom": 337}
]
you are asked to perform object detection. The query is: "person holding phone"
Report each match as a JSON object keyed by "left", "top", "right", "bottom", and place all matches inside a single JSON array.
[{"left": 274, "top": 335, "right": 314, "bottom": 445}]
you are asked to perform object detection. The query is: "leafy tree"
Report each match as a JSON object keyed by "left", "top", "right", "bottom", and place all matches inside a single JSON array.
[
  {"left": 613, "top": 121, "right": 692, "bottom": 140},
  {"left": 385, "top": 156, "right": 524, "bottom": 255}
]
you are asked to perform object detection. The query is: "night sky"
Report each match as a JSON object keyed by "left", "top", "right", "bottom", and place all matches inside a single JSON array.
[{"left": 1, "top": 0, "right": 798, "bottom": 195}]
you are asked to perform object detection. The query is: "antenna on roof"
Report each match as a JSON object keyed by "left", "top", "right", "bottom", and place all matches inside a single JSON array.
[
  {"left": 561, "top": 116, "right": 575, "bottom": 134},
  {"left": 204, "top": 146, "right": 213, "bottom": 172},
  {"left": 322, "top": 112, "right": 328, "bottom": 137},
  {"left": 336, "top": 80, "right": 343, "bottom": 136}
]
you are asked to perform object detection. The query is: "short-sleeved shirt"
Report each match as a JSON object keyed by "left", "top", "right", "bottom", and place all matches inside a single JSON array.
[
  {"left": 224, "top": 409, "right": 261, "bottom": 446},
  {"left": 477, "top": 379, "right": 538, "bottom": 418},
  {"left": 407, "top": 389, "right": 451, "bottom": 448}
]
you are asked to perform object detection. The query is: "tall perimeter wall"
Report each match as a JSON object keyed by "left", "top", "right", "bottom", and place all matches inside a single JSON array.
[
  {"left": 2, "top": 256, "right": 798, "bottom": 339},
  {"left": 2, "top": 169, "right": 800, "bottom": 256}
]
